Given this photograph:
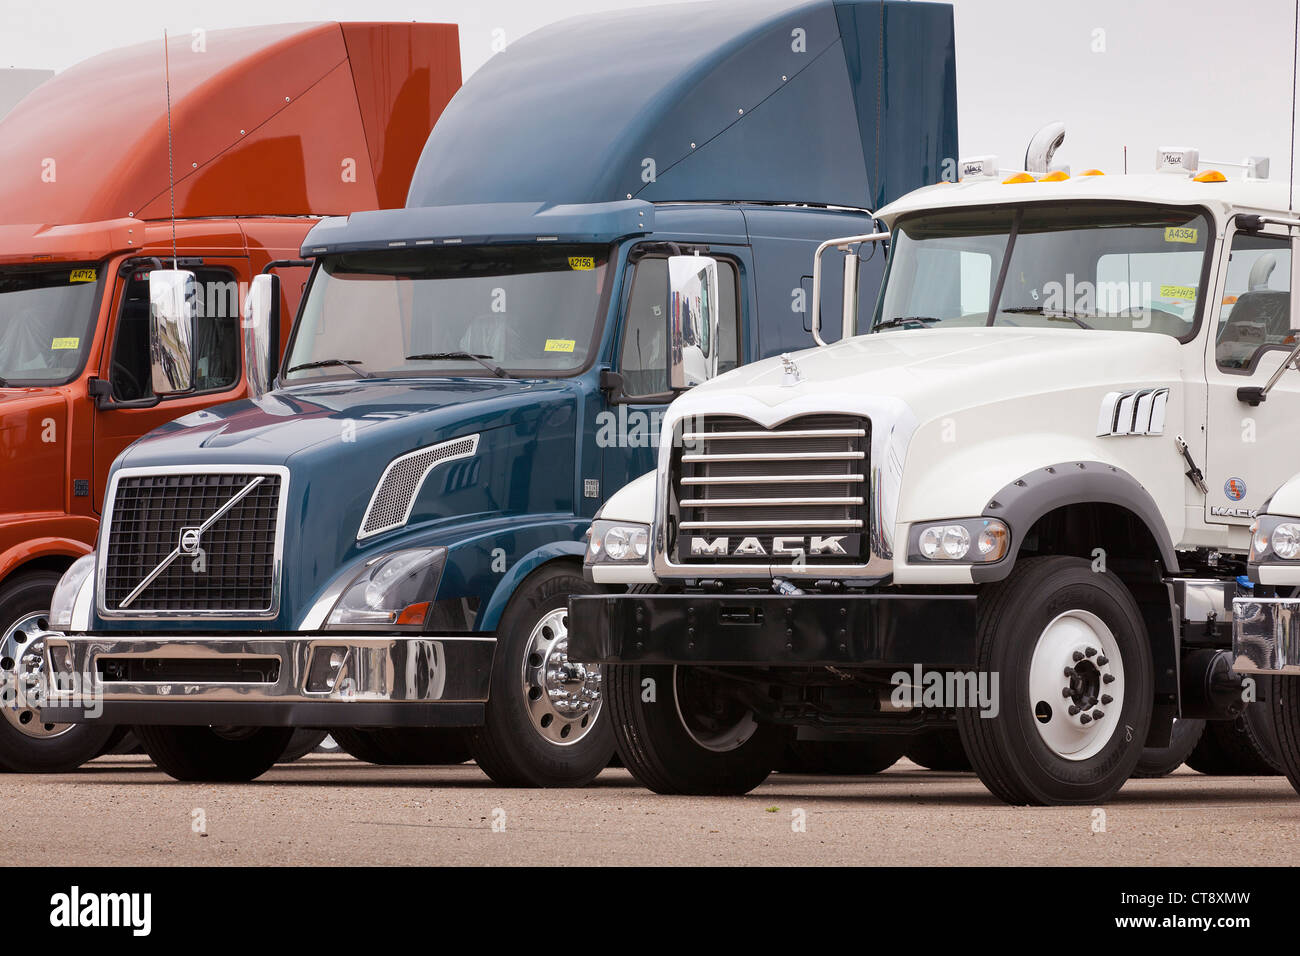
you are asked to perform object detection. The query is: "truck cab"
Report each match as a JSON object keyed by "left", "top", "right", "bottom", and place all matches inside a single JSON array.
[
  {"left": 0, "top": 21, "right": 461, "bottom": 772},
  {"left": 36, "top": 0, "right": 959, "bottom": 786},
  {"left": 571, "top": 145, "right": 1300, "bottom": 805}
]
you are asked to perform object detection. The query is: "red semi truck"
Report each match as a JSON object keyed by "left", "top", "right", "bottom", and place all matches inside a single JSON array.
[{"left": 0, "top": 21, "right": 461, "bottom": 772}]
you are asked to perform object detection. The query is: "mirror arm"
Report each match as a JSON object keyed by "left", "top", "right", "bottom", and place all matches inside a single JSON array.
[
  {"left": 1238, "top": 338, "right": 1300, "bottom": 405},
  {"left": 809, "top": 231, "right": 889, "bottom": 347}
]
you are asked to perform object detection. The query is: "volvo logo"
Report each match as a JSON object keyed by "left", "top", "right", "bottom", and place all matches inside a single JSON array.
[
  {"left": 178, "top": 527, "right": 203, "bottom": 555},
  {"left": 688, "top": 535, "right": 849, "bottom": 557}
]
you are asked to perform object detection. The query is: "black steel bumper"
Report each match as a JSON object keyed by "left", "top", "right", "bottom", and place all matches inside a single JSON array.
[{"left": 567, "top": 592, "right": 977, "bottom": 668}]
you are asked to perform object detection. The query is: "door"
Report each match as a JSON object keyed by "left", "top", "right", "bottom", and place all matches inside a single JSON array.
[
  {"left": 1204, "top": 227, "right": 1300, "bottom": 527},
  {"left": 92, "top": 259, "right": 250, "bottom": 507},
  {"left": 598, "top": 250, "right": 745, "bottom": 499}
]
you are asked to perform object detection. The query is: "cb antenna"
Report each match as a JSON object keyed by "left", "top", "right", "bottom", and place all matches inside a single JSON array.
[
  {"left": 164, "top": 30, "right": 178, "bottom": 267},
  {"left": 1291, "top": 0, "right": 1298, "bottom": 211}
]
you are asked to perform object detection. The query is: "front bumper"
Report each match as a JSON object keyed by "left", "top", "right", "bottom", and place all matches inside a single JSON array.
[
  {"left": 37, "top": 632, "right": 495, "bottom": 727},
  {"left": 1233, "top": 597, "right": 1300, "bottom": 675},
  {"left": 567, "top": 592, "right": 977, "bottom": 668}
]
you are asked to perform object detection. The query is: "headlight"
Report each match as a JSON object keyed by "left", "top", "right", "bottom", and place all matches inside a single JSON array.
[
  {"left": 910, "top": 518, "right": 1009, "bottom": 563},
  {"left": 1272, "top": 522, "right": 1300, "bottom": 560},
  {"left": 49, "top": 554, "right": 95, "bottom": 630},
  {"left": 326, "top": 547, "right": 446, "bottom": 627},
  {"left": 586, "top": 520, "right": 650, "bottom": 565}
]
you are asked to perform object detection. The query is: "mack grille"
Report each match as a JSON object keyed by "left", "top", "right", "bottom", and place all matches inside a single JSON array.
[
  {"left": 102, "top": 473, "right": 282, "bottom": 613},
  {"left": 671, "top": 414, "right": 870, "bottom": 563}
]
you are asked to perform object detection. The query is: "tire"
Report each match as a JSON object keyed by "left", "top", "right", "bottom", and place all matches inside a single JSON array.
[
  {"left": 330, "top": 727, "right": 472, "bottom": 765},
  {"left": 469, "top": 564, "right": 614, "bottom": 787},
  {"left": 905, "top": 728, "right": 972, "bottom": 771},
  {"left": 957, "top": 556, "right": 1153, "bottom": 806},
  {"left": 780, "top": 737, "right": 905, "bottom": 774},
  {"left": 0, "top": 571, "right": 117, "bottom": 772},
  {"left": 277, "top": 729, "right": 330, "bottom": 762},
  {"left": 135, "top": 725, "right": 294, "bottom": 782},
  {"left": 1269, "top": 675, "right": 1300, "bottom": 796},
  {"left": 608, "top": 662, "right": 787, "bottom": 795},
  {"left": 1186, "top": 708, "right": 1282, "bottom": 776},
  {"left": 1131, "top": 717, "right": 1205, "bottom": 778}
]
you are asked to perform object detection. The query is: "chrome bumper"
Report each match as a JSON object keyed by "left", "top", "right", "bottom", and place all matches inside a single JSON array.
[
  {"left": 1232, "top": 598, "right": 1300, "bottom": 675},
  {"left": 36, "top": 633, "right": 495, "bottom": 727}
]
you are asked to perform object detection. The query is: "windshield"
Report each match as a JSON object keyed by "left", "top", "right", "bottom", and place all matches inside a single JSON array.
[
  {"left": 874, "top": 203, "right": 1211, "bottom": 339},
  {"left": 0, "top": 264, "right": 102, "bottom": 385},
  {"left": 284, "top": 245, "right": 611, "bottom": 381}
]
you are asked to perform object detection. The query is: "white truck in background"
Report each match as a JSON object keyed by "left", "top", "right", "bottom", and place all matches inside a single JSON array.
[{"left": 569, "top": 140, "right": 1300, "bottom": 805}]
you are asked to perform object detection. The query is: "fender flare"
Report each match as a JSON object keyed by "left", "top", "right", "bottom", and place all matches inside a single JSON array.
[
  {"left": 973, "top": 460, "right": 1179, "bottom": 584},
  {"left": 477, "top": 540, "right": 587, "bottom": 631},
  {"left": 0, "top": 536, "right": 94, "bottom": 588}
]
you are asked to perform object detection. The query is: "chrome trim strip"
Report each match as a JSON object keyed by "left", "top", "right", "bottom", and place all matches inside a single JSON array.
[{"left": 96, "top": 464, "right": 291, "bottom": 621}]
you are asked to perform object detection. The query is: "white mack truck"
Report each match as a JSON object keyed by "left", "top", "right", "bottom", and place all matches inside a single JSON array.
[{"left": 569, "top": 142, "right": 1300, "bottom": 805}]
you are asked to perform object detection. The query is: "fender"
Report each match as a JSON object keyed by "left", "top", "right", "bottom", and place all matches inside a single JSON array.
[
  {"left": 0, "top": 532, "right": 95, "bottom": 586},
  {"left": 975, "top": 460, "right": 1180, "bottom": 584},
  {"left": 476, "top": 539, "right": 587, "bottom": 631}
]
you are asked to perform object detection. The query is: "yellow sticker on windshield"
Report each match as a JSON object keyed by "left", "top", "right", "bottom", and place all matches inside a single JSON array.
[
  {"left": 69, "top": 269, "right": 97, "bottom": 283},
  {"left": 568, "top": 257, "right": 595, "bottom": 271},
  {"left": 545, "top": 338, "right": 576, "bottom": 353},
  {"left": 1159, "top": 284, "right": 1197, "bottom": 300},
  {"left": 51, "top": 337, "right": 79, "bottom": 350},
  {"left": 1164, "top": 226, "right": 1198, "bottom": 244}
]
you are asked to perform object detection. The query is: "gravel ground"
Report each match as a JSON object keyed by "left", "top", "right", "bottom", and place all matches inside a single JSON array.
[{"left": 5, "top": 754, "right": 1298, "bottom": 866}]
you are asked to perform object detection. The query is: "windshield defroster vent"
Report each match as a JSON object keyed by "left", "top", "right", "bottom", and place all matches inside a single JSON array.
[{"left": 358, "top": 435, "right": 480, "bottom": 539}]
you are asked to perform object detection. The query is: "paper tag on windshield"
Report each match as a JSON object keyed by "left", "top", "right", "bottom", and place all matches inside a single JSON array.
[
  {"left": 1164, "top": 226, "right": 1198, "bottom": 244},
  {"left": 568, "top": 257, "right": 595, "bottom": 271},
  {"left": 545, "top": 338, "right": 576, "bottom": 353},
  {"left": 1159, "top": 284, "right": 1197, "bottom": 300},
  {"left": 51, "top": 337, "right": 79, "bottom": 350},
  {"left": 69, "top": 269, "right": 97, "bottom": 283}
]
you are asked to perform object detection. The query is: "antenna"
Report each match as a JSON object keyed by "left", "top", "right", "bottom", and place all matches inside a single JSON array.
[
  {"left": 1291, "top": 0, "right": 1298, "bottom": 211},
  {"left": 163, "top": 30, "right": 177, "bottom": 267}
]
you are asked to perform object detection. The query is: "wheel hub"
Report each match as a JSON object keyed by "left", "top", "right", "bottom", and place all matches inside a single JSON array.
[
  {"left": 521, "top": 608, "right": 602, "bottom": 745},
  {"left": 0, "top": 612, "right": 73, "bottom": 740},
  {"left": 1027, "top": 609, "right": 1124, "bottom": 761}
]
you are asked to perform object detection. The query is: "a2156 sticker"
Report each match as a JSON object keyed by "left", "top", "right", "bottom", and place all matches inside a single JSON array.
[
  {"left": 1164, "top": 226, "right": 1198, "bottom": 244},
  {"left": 69, "top": 269, "right": 97, "bottom": 283},
  {"left": 568, "top": 257, "right": 595, "bottom": 271}
]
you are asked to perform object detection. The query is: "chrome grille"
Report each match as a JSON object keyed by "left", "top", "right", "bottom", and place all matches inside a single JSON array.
[
  {"left": 672, "top": 415, "right": 869, "bottom": 563},
  {"left": 101, "top": 471, "right": 284, "bottom": 615}
]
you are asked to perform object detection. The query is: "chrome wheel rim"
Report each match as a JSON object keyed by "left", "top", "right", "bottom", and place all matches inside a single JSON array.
[
  {"left": 672, "top": 665, "right": 758, "bottom": 753},
  {"left": 1028, "top": 609, "right": 1125, "bottom": 761},
  {"left": 0, "top": 611, "right": 73, "bottom": 740},
  {"left": 520, "top": 607, "right": 602, "bottom": 746}
]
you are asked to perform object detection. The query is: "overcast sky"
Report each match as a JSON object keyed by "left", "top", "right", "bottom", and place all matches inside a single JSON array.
[{"left": 3, "top": 0, "right": 1298, "bottom": 185}]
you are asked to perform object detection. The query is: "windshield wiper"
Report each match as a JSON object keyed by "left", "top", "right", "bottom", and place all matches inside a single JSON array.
[
  {"left": 284, "top": 358, "right": 370, "bottom": 378},
  {"left": 873, "top": 316, "right": 943, "bottom": 331},
  {"left": 1001, "top": 307, "right": 1094, "bottom": 330},
  {"left": 405, "top": 352, "right": 509, "bottom": 378}
]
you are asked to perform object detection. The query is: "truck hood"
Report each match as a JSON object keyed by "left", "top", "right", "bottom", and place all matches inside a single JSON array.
[{"left": 684, "top": 327, "right": 1185, "bottom": 421}]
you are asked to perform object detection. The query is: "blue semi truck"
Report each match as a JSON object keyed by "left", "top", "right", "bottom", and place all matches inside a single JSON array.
[{"left": 35, "top": 0, "right": 958, "bottom": 784}]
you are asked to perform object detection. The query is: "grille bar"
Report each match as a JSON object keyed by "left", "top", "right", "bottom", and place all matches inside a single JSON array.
[
  {"left": 680, "top": 519, "right": 864, "bottom": 529},
  {"left": 680, "top": 497, "right": 864, "bottom": 507},
  {"left": 681, "top": 474, "right": 866, "bottom": 485},
  {"left": 682, "top": 451, "right": 864, "bottom": 463}
]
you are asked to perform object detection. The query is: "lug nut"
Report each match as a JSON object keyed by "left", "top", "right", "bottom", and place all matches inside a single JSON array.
[
  {"left": 1080, "top": 713, "right": 1092, "bottom": 724},
  {"left": 1101, "top": 695, "right": 1112, "bottom": 705},
  {"left": 1085, "top": 647, "right": 1097, "bottom": 658},
  {"left": 1103, "top": 674, "right": 1115, "bottom": 684},
  {"left": 1062, "top": 687, "right": 1073, "bottom": 698},
  {"left": 1092, "top": 709, "right": 1104, "bottom": 720},
  {"left": 1068, "top": 705, "right": 1080, "bottom": 716},
  {"left": 1072, "top": 650, "right": 1084, "bottom": 662},
  {"left": 1097, "top": 657, "right": 1109, "bottom": 666},
  {"left": 1064, "top": 666, "right": 1076, "bottom": 678}
]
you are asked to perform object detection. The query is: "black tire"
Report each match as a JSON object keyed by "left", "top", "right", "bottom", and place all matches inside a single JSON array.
[
  {"left": 779, "top": 738, "right": 904, "bottom": 775},
  {"left": 905, "top": 728, "right": 972, "bottom": 771},
  {"left": 330, "top": 727, "right": 472, "bottom": 765},
  {"left": 469, "top": 564, "right": 614, "bottom": 787},
  {"left": 1131, "top": 717, "right": 1206, "bottom": 778},
  {"left": 278, "top": 729, "right": 330, "bottom": 762},
  {"left": 957, "top": 556, "right": 1153, "bottom": 806},
  {"left": 608, "top": 662, "right": 787, "bottom": 795},
  {"left": 1186, "top": 708, "right": 1282, "bottom": 776},
  {"left": 1269, "top": 675, "right": 1300, "bottom": 796},
  {"left": 0, "top": 571, "right": 117, "bottom": 772},
  {"left": 135, "top": 725, "right": 294, "bottom": 782}
]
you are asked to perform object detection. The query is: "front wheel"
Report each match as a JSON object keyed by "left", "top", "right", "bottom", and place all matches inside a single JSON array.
[
  {"left": 957, "top": 556, "right": 1153, "bottom": 806},
  {"left": 136, "top": 725, "right": 294, "bottom": 782},
  {"left": 1269, "top": 675, "right": 1300, "bottom": 796},
  {"left": 607, "top": 663, "right": 787, "bottom": 795},
  {"left": 469, "top": 565, "right": 614, "bottom": 787},
  {"left": 0, "top": 571, "right": 117, "bottom": 772}
]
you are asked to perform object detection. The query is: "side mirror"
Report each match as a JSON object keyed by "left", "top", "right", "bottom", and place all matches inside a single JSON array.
[
  {"left": 810, "top": 231, "right": 889, "bottom": 346},
  {"left": 667, "top": 255, "right": 720, "bottom": 389},
  {"left": 148, "top": 270, "right": 198, "bottom": 395},
  {"left": 242, "top": 273, "right": 281, "bottom": 399}
]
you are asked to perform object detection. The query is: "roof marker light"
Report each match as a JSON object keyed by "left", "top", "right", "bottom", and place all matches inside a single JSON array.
[
  {"left": 1002, "top": 172, "right": 1035, "bottom": 184},
  {"left": 1193, "top": 169, "right": 1227, "bottom": 183},
  {"left": 1038, "top": 170, "right": 1069, "bottom": 182},
  {"left": 1080, "top": 168, "right": 1105, "bottom": 176}
]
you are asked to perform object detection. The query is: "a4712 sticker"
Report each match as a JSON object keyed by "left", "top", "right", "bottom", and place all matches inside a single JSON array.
[{"left": 69, "top": 269, "right": 97, "bottom": 283}]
